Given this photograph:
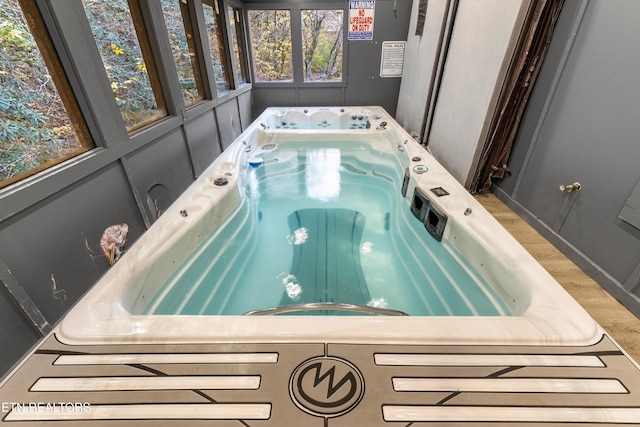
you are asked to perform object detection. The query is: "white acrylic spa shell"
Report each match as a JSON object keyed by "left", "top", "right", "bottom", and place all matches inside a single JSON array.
[{"left": 58, "top": 107, "right": 600, "bottom": 346}]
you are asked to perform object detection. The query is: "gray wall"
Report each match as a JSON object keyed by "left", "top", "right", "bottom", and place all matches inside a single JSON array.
[
  {"left": 0, "top": 0, "right": 250, "bottom": 379},
  {"left": 247, "top": 0, "right": 413, "bottom": 117},
  {"left": 495, "top": 0, "right": 640, "bottom": 316}
]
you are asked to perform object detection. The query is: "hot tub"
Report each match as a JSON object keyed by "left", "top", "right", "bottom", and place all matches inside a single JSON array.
[{"left": 58, "top": 106, "right": 600, "bottom": 346}]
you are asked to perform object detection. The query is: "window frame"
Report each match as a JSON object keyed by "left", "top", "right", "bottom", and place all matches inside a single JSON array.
[
  {"left": 227, "top": 2, "right": 251, "bottom": 87},
  {"left": 0, "top": 0, "right": 253, "bottom": 217},
  {"left": 245, "top": 3, "right": 348, "bottom": 89},
  {"left": 0, "top": 0, "right": 95, "bottom": 190},
  {"left": 128, "top": 0, "right": 170, "bottom": 121},
  {"left": 201, "top": 0, "right": 235, "bottom": 96},
  {"left": 300, "top": 8, "right": 345, "bottom": 84},
  {"left": 79, "top": 0, "right": 171, "bottom": 133},
  {"left": 246, "top": 7, "right": 294, "bottom": 84},
  {"left": 160, "top": 0, "right": 209, "bottom": 109}
]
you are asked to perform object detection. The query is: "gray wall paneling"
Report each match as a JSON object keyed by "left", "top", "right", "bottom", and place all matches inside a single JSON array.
[
  {"left": 494, "top": 0, "right": 640, "bottom": 316},
  {"left": 238, "top": 90, "right": 253, "bottom": 130},
  {"left": 0, "top": 164, "right": 147, "bottom": 323},
  {"left": 346, "top": 0, "right": 411, "bottom": 114},
  {"left": 0, "top": 0, "right": 251, "bottom": 378},
  {"left": 0, "top": 278, "right": 41, "bottom": 379},
  {"left": 126, "top": 129, "right": 196, "bottom": 221},
  {"left": 251, "top": 88, "right": 298, "bottom": 117},
  {"left": 619, "top": 178, "right": 640, "bottom": 232},
  {"left": 344, "top": 0, "right": 412, "bottom": 112},
  {"left": 0, "top": 259, "right": 51, "bottom": 337},
  {"left": 216, "top": 99, "right": 245, "bottom": 149},
  {"left": 298, "top": 88, "right": 343, "bottom": 106},
  {"left": 185, "top": 110, "right": 224, "bottom": 177}
]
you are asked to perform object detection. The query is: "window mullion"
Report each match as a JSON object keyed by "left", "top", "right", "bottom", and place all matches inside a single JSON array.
[
  {"left": 47, "top": 0, "right": 128, "bottom": 146},
  {"left": 80, "top": 0, "right": 169, "bottom": 133},
  {"left": 226, "top": 3, "right": 250, "bottom": 86},
  {"left": 137, "top": 0, "right": 183, "bottom": 117},
  {"left": 188, "top": 0, "right": 215, "bottom": 101},
  {"left": 126, "top": 0, "right": 168, "bottom": 118},
  {"left": 159, "top": 0, "right": 208, "bottom": 108},
  {"left": 201, "top": 0, "right": 233, "bottom": 97},
  {"left": 290, "top": 7, "right": 304, "bottom": 85},
  {"left": 220, "top": 0, "right": 239, "bottom": 89},
  {"left": 244, "top": 6, "right": 258, "bottom": 83},
  {"left": 234, "top": 7, "right": 250, "bottom": 84},
  {"left": 31, "top": 0, "right": 99, "bottom": 149}
]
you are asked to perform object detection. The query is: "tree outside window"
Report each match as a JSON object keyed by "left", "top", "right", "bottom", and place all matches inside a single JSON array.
[
  {"left": 202, "top": 0, "right": 231, "bottom": 95},
  {"left": 82, "top": 0, "right": 166, "bottom": 132},
  {"left": 248, "top": 10, "right": 292, "bottom": 82},
  {"left": 228, "top": 5, "right": 249, "bottom": 86},
  {"left": 161, "top": 0, "right": 206, "bottom": 108},
  {"left": 302, "top": 9, "right": 343, "bottom": 82},
  {"left": 0, "top": 0, "right": 92, "bottom": 188}
]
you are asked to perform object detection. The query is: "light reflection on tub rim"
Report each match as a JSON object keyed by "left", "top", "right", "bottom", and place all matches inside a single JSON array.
[{"left": 57, "top": 106, "right": 602, "bottom": 347}]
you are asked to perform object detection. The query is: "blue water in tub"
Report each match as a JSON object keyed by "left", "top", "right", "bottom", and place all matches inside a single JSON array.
[{"left": 142, "top": 141, "right": 510, "bottom": 316}]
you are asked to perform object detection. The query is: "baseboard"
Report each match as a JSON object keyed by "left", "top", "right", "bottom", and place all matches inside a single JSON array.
[{"left": 492, "top": 186, "right": 640, "bottom": 319}]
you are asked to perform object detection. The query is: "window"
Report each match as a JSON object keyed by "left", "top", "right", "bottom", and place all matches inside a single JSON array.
[
  {"left": 302, "top": 9, "right": 343, "bottom": 82},
  {"left": 82, "top": 0, "right": 166, "bottom": 131},
  {"left": 248, "top": 10, "right": 292, "bottom": 82},
  {"left": 202, "top": 0, "right": 231, "bottom": 95},
  {"left": 1, "top": 0, "right": 93, "bottom": 189},
  {"left": 248, "top": 8, "right": 345, "bottom": 84},
  {"left": 161, "top": 0, "right": 206, "bottom": 108},
  {"left": 228, "top": 5, "right": 249, "bottom": 86}
]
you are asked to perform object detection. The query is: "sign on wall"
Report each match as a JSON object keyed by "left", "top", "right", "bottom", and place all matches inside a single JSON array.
[
  {"left": 380, "top": 41, "right": 406, "bottom": 77},
  {"left": 348, "top": 1, "right": 375, "bottom": 40}
]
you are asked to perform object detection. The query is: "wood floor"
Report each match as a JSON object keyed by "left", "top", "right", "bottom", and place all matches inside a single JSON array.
[{"left": 477, "top": 193, "right": 640, "bottom": 363}]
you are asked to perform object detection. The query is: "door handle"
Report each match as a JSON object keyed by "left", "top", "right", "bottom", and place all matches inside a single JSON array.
[{"left": 559, "top": 182, "right": 581, "bottom": 193}]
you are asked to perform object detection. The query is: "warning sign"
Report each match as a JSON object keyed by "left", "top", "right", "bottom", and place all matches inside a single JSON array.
[{"left": 348, "top": 1, "right": 375, "bottom": 41}]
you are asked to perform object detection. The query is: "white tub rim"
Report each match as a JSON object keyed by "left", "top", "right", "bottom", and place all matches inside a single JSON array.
[{"left": 56, "top": 106, "right": 602, "bottom": 347}]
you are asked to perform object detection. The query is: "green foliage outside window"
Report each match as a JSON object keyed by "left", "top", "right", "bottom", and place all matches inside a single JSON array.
[
  {"left": 202, "top": 0, "right": 231, "bottom": 94},
  {"left": 248, "top": 10, "right": 293, "bottom": 82},
  {"left": 249, "top": 9, "right": 343, "bottom": 83},
  {"left": 161, "top": 0, "right": 205, "bottom": 107},
  {"left": 82, "top": 0, "right": 165, "bottom": 130},
  {"left": 228, "top": 6, "right": 248, "bottom": 86},
  {"left": 302, "top": 10, "right": 343, "bottom": 82},
  {"left": 0, "top": 0, "right": 86, "bottom": 186}
]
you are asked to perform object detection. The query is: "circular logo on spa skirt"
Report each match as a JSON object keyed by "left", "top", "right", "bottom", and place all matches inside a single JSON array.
[{"left": 290, "top": 356, "right": 364, "bottom": 417}]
